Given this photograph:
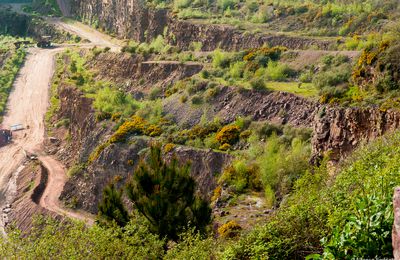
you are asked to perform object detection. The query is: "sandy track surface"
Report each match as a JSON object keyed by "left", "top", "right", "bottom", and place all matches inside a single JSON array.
[
  {"left": 0, "top": 48, "right": 57, "bottom": 231},
  {"left": 0, "top": 15, "right": 120, "bottom": 229},
  {"left": 49, "top": 18, "right": 122, "bottom": 51},
  {"left": 39, "top": 156, "right": 94, "bottom": 224}
]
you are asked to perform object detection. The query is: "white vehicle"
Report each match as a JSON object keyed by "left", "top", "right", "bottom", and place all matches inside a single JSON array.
[{"left": 10, "top": 124, "right": 24, "bottom": 131}]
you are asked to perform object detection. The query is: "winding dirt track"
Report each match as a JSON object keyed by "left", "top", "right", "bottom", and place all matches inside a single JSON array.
[{"left": 0, "top": 18, "right": 120, "bottom": 229}]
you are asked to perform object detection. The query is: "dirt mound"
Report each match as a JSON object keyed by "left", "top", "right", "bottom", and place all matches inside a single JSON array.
[{"left": 8, "top": 162, "right": 59, "bottom": 232}]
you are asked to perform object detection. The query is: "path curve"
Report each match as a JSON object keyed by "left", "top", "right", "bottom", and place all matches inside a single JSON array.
[{"left": 39, "top": 156, "right": 94, "bottom": 225}]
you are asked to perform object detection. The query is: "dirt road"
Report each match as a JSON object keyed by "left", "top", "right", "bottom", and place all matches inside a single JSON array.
[
  {"left": 0, "top": 14, "right": 121, "bottom": 229},
  {"left": 39, "top": 156, "right": 94, "bottom": 224},
  {"left": 0, "top": 48, "right": 57, "bottom": 231},
  {"left": 49, "top": 18, "right": 122, "bottom": 51}
]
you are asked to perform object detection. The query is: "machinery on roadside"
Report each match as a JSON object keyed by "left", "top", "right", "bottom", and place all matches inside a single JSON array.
[
  {"left": 14, "top": 40, "right": 31, "bottom": 49},
  {"left": 37, "top": 36, "right": 52, "bottom": 48},
  {"left": 0, "top": 129, "right": 12, "bottom": 148}
]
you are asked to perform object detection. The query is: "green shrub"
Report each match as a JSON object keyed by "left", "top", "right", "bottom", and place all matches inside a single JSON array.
[
  {"left": 92, "top": 87, "right": 140, "bottom": 117},
  {"left": 217, "top": 0, "right": 238, "bottom": 11},
  {"left": 67, "top": 163, "right": 86, "bottom": 178},
  {"left": 212, "top": 49, "right": 231, "bottom": 69},
  {"left": 229, "top": 61, "right": 246, "bottom": 78},
  {"left": 258, "top": 134, "right": 310, "bottom": 203},
  {"left": 313, "top": 66, "right": 351, "bottom": 89},
  {"left": 98, "top": 183, "right": 130, "bottom": 227},
  {"left": 126, "top": 145, "right": 211, "bottom": 241},
  {"left": 0, "top": 216, "right": 165, "bottom": 259},
  {"left": 191, "top": 94, "right": 203, "bottom": 105},
  {"left": 165, "top": 229, "right": 216, "bottom": 260},
  {"left": 250, "top": 77, "right": 266, "bottom": 90},
  {"left": 218, "top": 220, "right": 242, "bottom": 238},
  {"left": 266, "top": 61, "right": 295, "bottom": 81},
  {"left": 222, "top": 130, "right": 400, "bottom": 259},
  {"left": 149, "top": 86, "right": 162, "bottom": 100},
  {"left": 216, "top": 125, "right": 240, "bottom": 145},
  {"left": 218, "top": 160, "right": 262, "bottom": 193}
]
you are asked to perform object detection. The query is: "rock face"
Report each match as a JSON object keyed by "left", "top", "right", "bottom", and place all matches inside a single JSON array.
[
  {"left": 56, "top": 84, "right": 232, "bottom": 213},
  {"left": 164, "top": 87, "right": 319, "bottom": 128},
  {"left": 71, "top": 0, "right": 335, "bottom": 51},
  {"left": 60, "top": 136, "right": 232, "bottom": 213},
  {"left": 168, "top": 20, "right": 334, "bottom": 51},
  {"left": 71, "top": 0, "right": 168, "bottom": 41},
  {"left": 393, "top": 187, "right": 400, "bottom": 260},
  {"left": 87, "top": 52, "right": 203, "bottom": 95},
  {"left": 312, "top": 106, "right": 400, "bottom": 162}
]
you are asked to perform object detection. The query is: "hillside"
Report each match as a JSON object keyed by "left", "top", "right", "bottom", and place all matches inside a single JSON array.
[{"left": 0, "top": 0, "right": 399, "bottom": 259}]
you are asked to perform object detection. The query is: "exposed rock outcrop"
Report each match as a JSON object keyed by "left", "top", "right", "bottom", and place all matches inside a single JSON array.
[
  {"left": 87, "top": 52, "right": 203, "bottom": 95},
  {"left": 168, "top": 20, "right": 334, "bottom": 51},
  {"left": 164, "top": 87, "right": 319, "bottom": 128},
  {"left": 71, "top": 0, "right": 335, "bottom": 51},
  {"left": 71, "top": 0, "right": 168, "bottom": 41},
  {"left": 312, "top": 106, "right": 400, "bottom": 162},
  {"left": 54, "top": 83, "right": 232, "bottom": 213},
  {"left": 61, "top": 138, "right": 232, "bottom": 213}
]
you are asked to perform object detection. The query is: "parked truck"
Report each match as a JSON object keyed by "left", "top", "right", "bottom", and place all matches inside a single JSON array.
[
  {"left": 0, "top": 129, "right": 12, "bottom": 147},
  {"left": 37, "top": 36, "right": 52, "bottom": 48}
]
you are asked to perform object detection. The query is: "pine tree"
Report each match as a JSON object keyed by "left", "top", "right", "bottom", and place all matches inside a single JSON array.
[
  {"left": 125, "top": 145, "right": 211, "bottom": 240},
  {"left": 98, "top": 183, "right": 130, "bottom": 227}
]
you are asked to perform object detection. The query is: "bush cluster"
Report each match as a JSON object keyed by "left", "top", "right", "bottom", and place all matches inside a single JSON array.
[{"left": 110, "top": 115, "right": 162, "bottom": 143}]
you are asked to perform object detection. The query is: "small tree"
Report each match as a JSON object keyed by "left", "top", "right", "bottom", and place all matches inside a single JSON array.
[
  {"left": 98, "top": 183, "right": 130, "bottom": 227},
  {"left": 126, "top": 145, "right": 211, "bottom": 240}
]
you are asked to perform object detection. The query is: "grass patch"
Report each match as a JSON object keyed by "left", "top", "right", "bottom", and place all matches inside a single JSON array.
[{"left": 266, "top": 81, "right": 318, "bottom": 98}]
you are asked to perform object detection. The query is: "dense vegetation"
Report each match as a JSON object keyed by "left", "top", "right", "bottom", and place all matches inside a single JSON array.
[
  {"left": 24, "top": 0, "right": 62, "bottom": 16},
  {"left": 0, "top": 36, "right": 26, "bottom": 121},
  {"left": 146, "top": 0, "right": 399, "bottom": 36},
  {"left": 4, "top": 126, "right": 399, "bottom": 258},
  {"left": 7, "top": 0, "right": 398, "bottom": 258},
  {"left": 99, "top": 145, "right": 211, "bottom": 241},
  {"left": 0, "top": 9, "right": 30, "bottom": 36}
]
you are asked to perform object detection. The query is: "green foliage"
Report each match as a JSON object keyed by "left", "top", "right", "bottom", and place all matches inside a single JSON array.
[
  {"left": 212, "top": 49, "right": 234, "bottom": 69},
  {"left": 219, "top": 160, "right": 262, "bottom": 194},
  {"left": 67, "top": 163, "right": 86, "bottom": 178},
  {"left": 31, "top": 0, "right": 62, "bottom": 16},
  {"left": 125, "top": 145, "right": 211, "bottom": 240},
  {"left": 321, "top": 190, "right": 393, "bottom": 259},
  {"left": 92, "top": 87, "right": 140, "bottom": 117},
  {"left": 122, "top": 35, "right": 171, "bottom": 55},
  {"left": 222, "top": 130, "right": 400, "bottom": 259},
  {"left": 216, "top": 125, "right": 241, "bottom": 145},
  {"left": 0, "top": 10, "right": 30, "bottom": 36},
  {"left": 165, "top": 228, "right": 217, "bottom": 260},
  {"left": 0, "top": 38, "right": 26, "bottom": 120},
  {"left": 98, "top": 183, "right": 130, "bottom": 227},
  {"left": 217, "top": 0, "right": 238, "bottom": 11},
  {"left": 265, "top": 61, "right": 295, "bottom": 81},
  {"left": 0, "top": 216, "right": 165, "bottom": 259},
  {"left": 313, "top": 71, "right": 348, "bottom": 91},
  {"left": 258, "top": 134, "right": 310, "bottom": 205}
]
